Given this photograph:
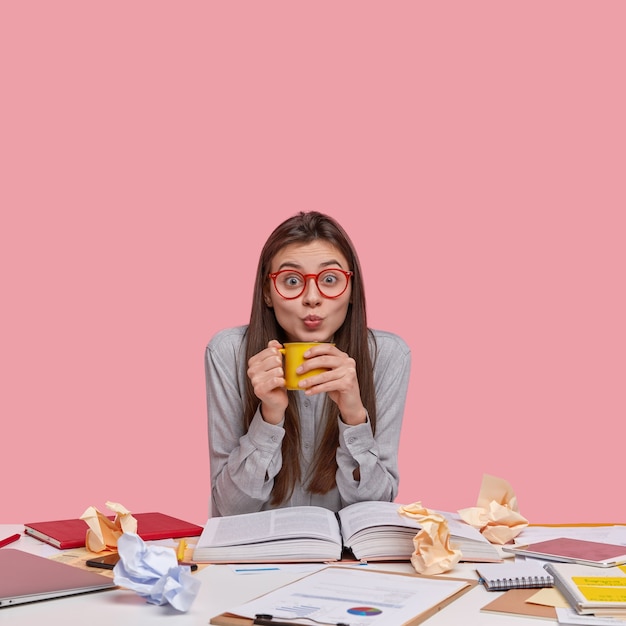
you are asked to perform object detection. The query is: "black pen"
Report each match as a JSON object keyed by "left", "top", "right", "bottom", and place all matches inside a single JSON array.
[{"left": 253, "top": 615, "right": 349, "bottom": 626}]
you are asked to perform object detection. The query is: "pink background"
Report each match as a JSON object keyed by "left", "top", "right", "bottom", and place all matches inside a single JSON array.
[{"left": 1, "top": 2, "right": 624, "bottom": 526}]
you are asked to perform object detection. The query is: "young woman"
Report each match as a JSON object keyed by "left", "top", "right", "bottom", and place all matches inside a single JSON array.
[{"left": 206, "top": 211, "right": 411, "bottom": 516}]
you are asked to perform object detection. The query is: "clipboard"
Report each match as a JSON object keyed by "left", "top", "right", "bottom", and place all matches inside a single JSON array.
[{"left": 210, "top": 566, "right": 477, "bottom": 626}]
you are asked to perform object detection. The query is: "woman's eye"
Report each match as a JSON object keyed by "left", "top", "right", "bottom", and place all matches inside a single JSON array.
[{"left": 283, "top": 274, "right": 303, "bottom": 287}]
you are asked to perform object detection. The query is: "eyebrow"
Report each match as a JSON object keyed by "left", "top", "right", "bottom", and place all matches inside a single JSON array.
[{"left": 276, "top": 259, "right": 346, "bottom": 271}]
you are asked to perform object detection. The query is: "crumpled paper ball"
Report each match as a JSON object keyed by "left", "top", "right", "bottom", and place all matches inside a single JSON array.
[
  {"left": 113, "top": 532, "right": 201, "bottom": 612},
  {"left": 80, "top": 501, "right": 137, "bottom": 552},
  {"left": 458, "top": 474, "right": 529, "bottom": 544},
  {"left": 398, "top": 502, "right": 462, "bottom": 575}
]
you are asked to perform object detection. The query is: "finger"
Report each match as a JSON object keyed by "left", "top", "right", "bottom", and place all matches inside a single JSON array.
[{"left": 303, "top": 343, "right": 336, "bottom": 358}]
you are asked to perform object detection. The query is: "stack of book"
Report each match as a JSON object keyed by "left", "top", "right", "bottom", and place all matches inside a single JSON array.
[
  {"left": 545, "top": 562, "right": 626, "bottom": 618},
  {"left": 482, "top": 537, "right": 626, "bottom": 621}
]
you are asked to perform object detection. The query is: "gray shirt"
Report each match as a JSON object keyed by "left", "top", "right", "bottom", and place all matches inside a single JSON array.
[{"left": 205, "top": 326, "right": 411, "bottom": 517}]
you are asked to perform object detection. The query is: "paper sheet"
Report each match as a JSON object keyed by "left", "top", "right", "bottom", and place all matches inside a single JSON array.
[
  {"left": 555, "top": 607, "right": 626, "bottom": 624},
  {"left": 527, "top": 586, "right": 571, "bottom": 608},
  {"left": 224, "top": 566, "right": 469, "bottom": 626},
  {"left": 514, "top": 526, "right": 626, "bottom": 546}
]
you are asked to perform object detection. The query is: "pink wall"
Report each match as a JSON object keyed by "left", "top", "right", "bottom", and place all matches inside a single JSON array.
[{"left": 1, "top": 2, "right": 624, "bottom": 526}]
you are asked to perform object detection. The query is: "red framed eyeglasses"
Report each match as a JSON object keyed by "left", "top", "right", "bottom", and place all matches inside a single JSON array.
[{"left": 268, "top": 268, "right": 353, "bottom": 300}]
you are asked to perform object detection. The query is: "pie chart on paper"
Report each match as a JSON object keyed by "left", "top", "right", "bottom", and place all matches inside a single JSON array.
[{"left": 346, "top": 606, "right": 383, "bottom": 616}]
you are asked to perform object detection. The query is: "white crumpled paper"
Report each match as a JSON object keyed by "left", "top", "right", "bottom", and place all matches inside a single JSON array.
[{"left": 113, "top": 532, "right": 201, "bottom": 612}]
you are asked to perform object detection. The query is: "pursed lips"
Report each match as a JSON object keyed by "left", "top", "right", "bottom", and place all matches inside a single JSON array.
[{"left": 303, "top": 315, "right": 323, "bottom": 328}]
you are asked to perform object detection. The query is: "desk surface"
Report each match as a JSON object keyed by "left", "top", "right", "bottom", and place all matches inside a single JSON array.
[{"left": 1, "top": 522, "right": 625, "bottom": 625}]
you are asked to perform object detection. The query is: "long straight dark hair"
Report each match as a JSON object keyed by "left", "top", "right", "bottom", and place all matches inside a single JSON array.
[{"left": 243, "top": 211, "right": 377, "bottom": 505}]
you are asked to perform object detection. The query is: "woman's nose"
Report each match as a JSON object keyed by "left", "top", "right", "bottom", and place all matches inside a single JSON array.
[{"left": 301, "top": 276, "right": 322, "bottom": 304}]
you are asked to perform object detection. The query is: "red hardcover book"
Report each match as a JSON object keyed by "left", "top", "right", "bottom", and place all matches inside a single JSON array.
[
  {"left": 502, "top": 537, "right": 626, "bottom": 568},
  {"left": 23, "top": 512, "right": 203, "bottom": 549}
]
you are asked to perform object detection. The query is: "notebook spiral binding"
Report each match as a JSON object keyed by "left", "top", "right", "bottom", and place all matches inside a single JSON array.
[{"left": 484, "top": 575, "right": 554, "bottom": 591}]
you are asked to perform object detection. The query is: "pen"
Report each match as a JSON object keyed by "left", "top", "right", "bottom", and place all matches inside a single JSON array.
[
  {"left": 235, "top": 567, "right": 281, "bottom": 573},
  {"left": 179, "top": 562, "right": 198, "bottom": 571},
  {"left": 0, "top": 534, "right": 21, "bottom": 548},
  {"left": 254, "top": 616, "right": 349, "bottom": 626}
]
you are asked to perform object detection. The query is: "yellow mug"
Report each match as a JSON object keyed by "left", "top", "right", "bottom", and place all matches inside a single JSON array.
[{"left": 279, "top": 342, "right": 332, "bottom": 390}]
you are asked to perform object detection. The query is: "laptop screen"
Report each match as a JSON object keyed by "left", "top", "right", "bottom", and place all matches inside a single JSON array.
[{"left": 0, "top": 549, "right": 116, "bottom": 607}]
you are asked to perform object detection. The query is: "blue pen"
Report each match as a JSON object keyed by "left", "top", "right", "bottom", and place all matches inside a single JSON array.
[{"left": 235, "top": 567, "right": 281, "bottom": 573}]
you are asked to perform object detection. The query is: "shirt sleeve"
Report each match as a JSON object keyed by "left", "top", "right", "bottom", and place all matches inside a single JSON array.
[
  {"left": 334, "top": 331, "right": 411, "bottom": 505},
  {"left": 206, "top": 329, "right": 285, "bottom": 516}
]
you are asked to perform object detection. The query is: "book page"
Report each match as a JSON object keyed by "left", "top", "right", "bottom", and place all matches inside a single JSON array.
[
  {"left": 338, "top": 501, "right": 418, "bottom": 540},
  {"left": 196, "top": 506, "right": 341, "bottom": 548},
  {"left": 338, "top": 501, "right": 491, "bottom": 545},
  {"left": 337, "top": 501, "right": 500, "bottom": 562},
  {"left": 444, "top": 513, "right": 492, "bottom": 543}
]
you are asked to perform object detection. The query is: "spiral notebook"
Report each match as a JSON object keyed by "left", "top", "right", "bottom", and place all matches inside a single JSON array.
[{"left": 476, "top": 561, "right": 554, "bottom": 591}]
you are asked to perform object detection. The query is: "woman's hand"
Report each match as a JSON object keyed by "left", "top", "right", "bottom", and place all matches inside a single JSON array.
[
  {"left": 247, "top": 340, "right": 288, "bottom": 424},
  {"left": 297, "top": 344, "right": 368, "bottom": 425}
]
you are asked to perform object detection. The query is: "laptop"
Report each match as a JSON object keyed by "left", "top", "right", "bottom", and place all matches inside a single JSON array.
[{"left": 0, "top": 549, "right": 116, "bottom": 607}]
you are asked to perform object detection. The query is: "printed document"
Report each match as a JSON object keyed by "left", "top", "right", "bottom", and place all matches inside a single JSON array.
[{"left": 221, "top": 566, "right": 469, "bottom": 626}]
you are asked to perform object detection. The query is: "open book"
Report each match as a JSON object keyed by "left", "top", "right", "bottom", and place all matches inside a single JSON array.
[{"left": 192, "top": 500, "right": 501, "bottom": 563}]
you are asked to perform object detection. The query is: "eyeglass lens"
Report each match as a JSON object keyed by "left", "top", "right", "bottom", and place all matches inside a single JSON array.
[{"left": 274, "top": 269, "right": 349, "bottom": 299}]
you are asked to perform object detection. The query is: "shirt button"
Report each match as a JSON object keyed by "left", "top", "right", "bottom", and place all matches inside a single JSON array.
[
  {"left": 348, "top": 437, "right": 356, "bottom": 444},
  {"left": 303, "top": 400, "right": 310, "bottom": 408},
  {"left": 304, "top": 442, "right": 310, "bottom": 449},
  {"left": 271, "top": 435, "right": 278, "bottom": 442}
]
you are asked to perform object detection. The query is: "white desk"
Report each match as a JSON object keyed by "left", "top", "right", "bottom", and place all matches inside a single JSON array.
[{"left": 1, "top": 522, "right": 616, "bottom": 626}]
